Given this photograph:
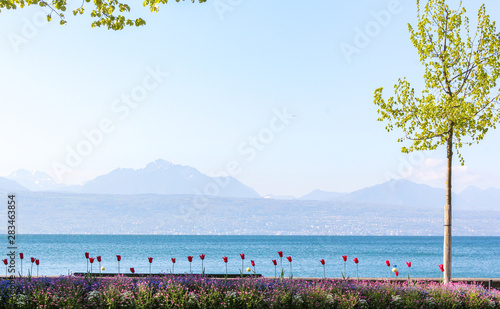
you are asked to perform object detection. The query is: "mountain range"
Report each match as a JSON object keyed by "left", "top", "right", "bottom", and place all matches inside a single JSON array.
[
  {"left": 0, "top": 159, "right": 498, "bottom": 235},
  {"left": 1, "top": 159, "right": 499, "bottom": 211},
  {"left": 4, "top": 159, "right": 260, "bottom": 198}
]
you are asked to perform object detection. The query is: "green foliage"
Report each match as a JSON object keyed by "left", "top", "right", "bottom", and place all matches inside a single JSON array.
[
  {"left": 374, "top": 0, "right": 500, "bottom": 164},
  {"left": 0, "top": 0, "right": 206, "bottom": 30}
]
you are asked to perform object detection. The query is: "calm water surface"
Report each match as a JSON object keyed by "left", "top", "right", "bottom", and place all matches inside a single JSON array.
[{"left": 10, "top": 235, "right": 500, "bottom": 278}]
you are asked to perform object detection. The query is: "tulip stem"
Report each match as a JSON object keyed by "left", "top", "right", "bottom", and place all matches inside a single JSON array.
[
  {"left": 280, "top": 257, "right": 282, "bottom": 276},
  {"left": 356, "top": 264, "right": 359, "bottom": 282}
]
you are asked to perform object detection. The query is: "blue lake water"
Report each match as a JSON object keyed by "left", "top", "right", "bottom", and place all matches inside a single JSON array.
[{"left": 6, "top": 235, "right": 500, "bottom": 278}]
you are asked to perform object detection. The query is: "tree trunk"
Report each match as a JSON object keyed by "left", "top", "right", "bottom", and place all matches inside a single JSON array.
[{"left": 444, "top": 121, "right": 454, "bottom": 283}]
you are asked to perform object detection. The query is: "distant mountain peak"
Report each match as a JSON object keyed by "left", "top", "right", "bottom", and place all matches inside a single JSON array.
[
  {"left": 77, "top": 159, "right": 260, "bottom": 198},
  {"left": 143, "top": 159, "right": 175, "bottom": 171},
  {"left": 7, "top": 169, "right": 59, "bottom": 191}
]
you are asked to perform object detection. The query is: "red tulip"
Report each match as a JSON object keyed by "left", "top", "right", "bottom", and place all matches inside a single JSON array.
[
  {"left": 286, "top": 256, "right": 292, "bottom": 262},
  {"left": 2, "top": 259, "right": 7, "bottom": 265},
  {"left": 395, "top": 271, "right": 399, "bottom": 277},
  {"left": 342, "top": 255, "right": 347, "bottom": 262},
  {"left": 116, "top": 255, "right": 121, "bottom": 262},
  {"left": 406, "top": 262, "right": 411, "bottom": 267},
  {"left": 31, "top": 257, "right": 35, "bottom": 263},
  {"left": 385, "top": 260, "right": 390, "bottom": 267},
  {"left": 188, "top": 256, "right": 193, "bottom": 262},
  {"left": 240, "top": 253, "right": 245, "bottom": 260},
  {"left": 439, "top": 264, "right": 444, "bottom": 272},
  {"left": 171, "top": 258, "right": 176, "bottom": 263},
  {"left": 223, "top": 256, "right": 228, "bottom": 263},
  {"left": 19, "top": 253, "right": 24, "bottom": 260},
  {"left": 35, "top": 259, "right": 39, "bottom": 266},
  {"left": 353, "top": 258, "right": 359, "bottom": 264},
  {"left": 89, "top": 257, "right": 95, "bottom": 264},
  {"left": 272, "top": 259, "right": 277, "bottom": 266},
  {"left": 251, "top": 260, "right": 255, "bottom": 267},
  {"left": 130, "top": 267, "right": 135, "bottom": 273},
  {"left": 97, "top": 256, "right": 101, "bottom": 262},
  {"left": 85, "top": 252, "right": 89, "bottom": 259},
  {"left": 320, "top": 259, "right": 326, "bottom": 278},
  {"left": 199, "top": 254, "right": 205, "bottom": 260},
  {"left": 278, "top": 251, "right": 283, "bottom": 257},
  {"left": 148, "top": 257, "right": 153, "bottom": 263}
]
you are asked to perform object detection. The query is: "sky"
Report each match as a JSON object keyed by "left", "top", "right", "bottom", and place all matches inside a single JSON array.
[{"left": 1, "top": 0, "right": 500, "bottom": 198}]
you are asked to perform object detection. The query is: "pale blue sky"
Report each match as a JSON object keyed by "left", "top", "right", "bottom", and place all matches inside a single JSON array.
[{"left": 1, "top": 0, "right": 500, "bottom": 197}]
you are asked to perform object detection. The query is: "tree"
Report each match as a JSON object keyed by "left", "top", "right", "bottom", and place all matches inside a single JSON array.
[
  {"left": 374, "top": 0, "right": 500, "bottom": 283},
  {"left": 0, "top": 0, "right": 206, "bottom": 30}
]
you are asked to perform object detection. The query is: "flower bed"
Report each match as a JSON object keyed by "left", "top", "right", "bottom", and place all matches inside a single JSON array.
[{"left": 1, "top": 276, "right": 499, "bottom": 308}]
